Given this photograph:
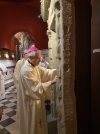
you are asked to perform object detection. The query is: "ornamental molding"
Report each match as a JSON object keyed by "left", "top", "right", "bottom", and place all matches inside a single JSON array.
[{"left": 40, "top": 0, "right": 51, "bottom": 22}]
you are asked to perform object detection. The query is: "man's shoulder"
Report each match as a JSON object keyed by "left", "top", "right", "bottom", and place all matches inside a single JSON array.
[
  {"left": 21, "top": 61, "right": 33, "bottom": 74},
  {"left": 16, "top": 59, "right": 22, "bottom": 65},
  {"left": 16, "top": 58, "right": 25, "bottom": 64}
]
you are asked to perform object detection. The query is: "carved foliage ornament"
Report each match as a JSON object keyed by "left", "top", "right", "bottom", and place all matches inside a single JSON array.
[{"left": 40, "top": 0, "right": 51, "bottom": 21}]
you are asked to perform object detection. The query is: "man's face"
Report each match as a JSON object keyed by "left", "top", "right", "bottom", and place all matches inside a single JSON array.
[
  {"left": 24, "top": 53, "right": 28, "bottom": 59},
  {"left": 40, "top": 57, "right": 45, "bottom": 62},
  {"left": 31, "top": 53, "right": 41, "bottom": 66}
]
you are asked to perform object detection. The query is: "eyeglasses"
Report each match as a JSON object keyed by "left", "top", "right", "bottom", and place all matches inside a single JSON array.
[{"left": 32, "top": 57, "right": 40, "bottom": 61}]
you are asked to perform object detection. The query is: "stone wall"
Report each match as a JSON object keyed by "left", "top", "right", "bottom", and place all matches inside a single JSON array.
[{"left": 41, "top": 0, "right": 77, "bottom": 134}]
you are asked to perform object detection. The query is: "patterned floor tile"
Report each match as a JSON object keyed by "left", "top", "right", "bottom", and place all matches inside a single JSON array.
[
  {"left": 9, "top": 99, "right": 17, "bottom": 103},
  {"left": 0, "top": 114, "right": 9, "bottom": 121},
  {"left": 7, "top": 97, "right": 14, "bottom": 100},
  {"left": 0, "top": 125, "right": 4, "bottom": 129},
  {"left": 0, "top": 106, "right": 8, "bottom": 109},
  {"left": 10, "top": 105, "right": 16, "bottom": 110},
  {"left": 2, "top": 101, "right": 11, "bottom": 105},
  {"left": 0, "top": 85, "right": 17, "bottom": 134},
  {"left": 5, "top": 103, "right": 16, "bottom": 108},
  {"left": 6, "top": 110, "right": 16, "bottom": 117},
  {"left": 1, "top": 128, "right": 10, "bottom": 134},
  {"left": 0, "top": 100, "right": 8, "bottom": 103},
  {"left": 3, "top": 108, "right": 13, "bottom": 114},
  {"left": 0, "top": 118, "right": 15, "bottom": 127},
  {"left": 6, "top": 121, "right": 19, "bottom": 134},
  {"left": 0, "top": 103, "right": 4, "bottom": 107},
  {"left": 11, "top": 115, "right": 17, "bottom": 121}
]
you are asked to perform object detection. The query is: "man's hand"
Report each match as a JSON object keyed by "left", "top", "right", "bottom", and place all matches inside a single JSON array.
[{"left": 51, "top": 75, "right": 58, "bottom": 84}]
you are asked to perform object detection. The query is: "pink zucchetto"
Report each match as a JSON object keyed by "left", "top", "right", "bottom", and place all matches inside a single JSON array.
[{"left": 28, "top": 45, "right": 38, "bottom": 52}]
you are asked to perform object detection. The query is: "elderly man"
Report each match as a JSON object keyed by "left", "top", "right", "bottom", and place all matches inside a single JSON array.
[
  {"left": 18, "top": 48, "right": 57, "bottom": 134},
  {"left": 14, "top": 45, "right": 38, "bottom": 84}
]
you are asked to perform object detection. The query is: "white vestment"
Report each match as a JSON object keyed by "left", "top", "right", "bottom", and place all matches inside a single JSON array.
[
  {"left": 0, "top": 71, "right": 5, "bottom": 100},
  {"left": 14, "top": 58, "right": 26, "bottom": 117},
  {"left": 14, "top": 58, "right": 26, "bottom": 84},
  {"left": 18, "top": 60, "right": 56, "bottom": 134}
]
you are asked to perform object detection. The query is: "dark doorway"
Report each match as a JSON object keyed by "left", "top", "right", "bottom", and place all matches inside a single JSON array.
[
  {"left": 91, "top": 0, "right": 100, "bottom": 134},
  {"left": 75, "top": 0, "right": 91, "bottom": 134}
]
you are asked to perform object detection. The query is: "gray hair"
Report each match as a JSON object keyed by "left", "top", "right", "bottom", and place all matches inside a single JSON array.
[
  {"left": 23, "top": 49, "right": 28, "bottom": 54},
  {"left": 21, "top": 49, "right": 28, "bottom": 58},
  {"left": 28, "top": 50, "right": 41, "bottom": 59}
]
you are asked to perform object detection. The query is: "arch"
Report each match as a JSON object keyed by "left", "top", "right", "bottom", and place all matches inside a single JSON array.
[
  {"left": 0, "top": 26, "right": 35, "bottom": 51},
  {"left": 3, "top": 21, "right": 48, "bottom": 52}
]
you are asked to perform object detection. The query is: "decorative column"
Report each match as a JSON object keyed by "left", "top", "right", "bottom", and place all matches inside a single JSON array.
[
  {"left": 75, "top": 0, "right": 91, "bottom": 133},
  {"left": 53, "top": 0, "right": 77, "bottom": 133},
  {"left": 16, "top": 44, "right": 20, "bottom": 61},
  {"left": 41, "top": 0, "right": 77, "bottom": 134},
  {"left": 12, "top": 37, "right": 20, "bottom": 61}
]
